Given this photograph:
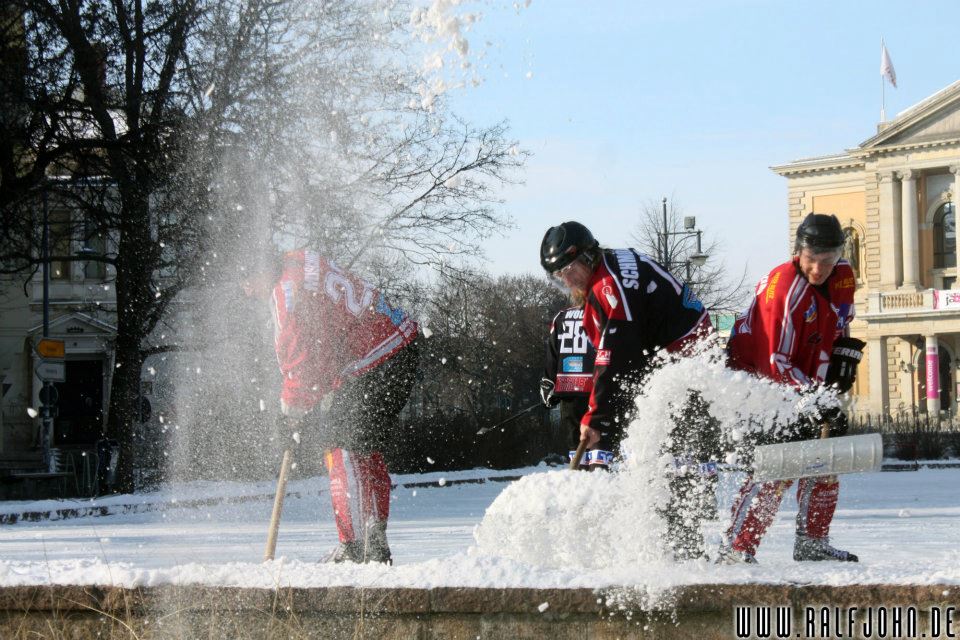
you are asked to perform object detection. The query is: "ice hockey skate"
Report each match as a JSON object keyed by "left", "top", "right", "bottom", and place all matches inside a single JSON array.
[
  {"left": 323, "top": 540, "right": 363, "bottom": 564},
  {"left": 364, "top": 520, "right": 393, "bottom": 565},
  {"left": 793, "top": 535, "right": 858, "bottom": 562},
  {"left": 716, "top": 545, "right": 758, "bottom": 565}
]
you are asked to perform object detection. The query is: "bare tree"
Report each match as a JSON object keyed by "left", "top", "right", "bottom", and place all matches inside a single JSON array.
[
  {"left": 631, "top": 197, "right": 748, "bottom": 313},
  {"left": 0, "top": 0, "right": 525, "bottom": 491}
]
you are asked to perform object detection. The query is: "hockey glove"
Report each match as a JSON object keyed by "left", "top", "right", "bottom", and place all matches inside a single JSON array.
[
  {"left": 824, "top": 337, "right": 866, "bottom": 394},
  {"left": 820, "top": 405, "right": 850, "bottom": 438},
  {"left": 539, "top": 378, "right": 560, "bottom": 408},
  {"left": 784, "top": 415, "right": 822, "bottom": 442}
]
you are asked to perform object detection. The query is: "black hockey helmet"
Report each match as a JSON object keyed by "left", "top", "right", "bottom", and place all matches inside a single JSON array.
[
  {"left": 540, "top": 222, "right": 599, "bottom": 273},
  {"left": 795, "top": 213, "right": 844, "bottom": 253}
]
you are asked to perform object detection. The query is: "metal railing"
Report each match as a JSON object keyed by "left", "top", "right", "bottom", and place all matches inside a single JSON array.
[{"left": 850, "top": 412, "right": 960, "bottom": 461}]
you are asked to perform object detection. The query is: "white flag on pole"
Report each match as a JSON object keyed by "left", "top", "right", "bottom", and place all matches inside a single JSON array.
[{"left": 881, "top": 42, "right": 897, "bottom": 88}]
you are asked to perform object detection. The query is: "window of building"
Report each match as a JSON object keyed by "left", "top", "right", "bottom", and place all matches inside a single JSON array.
[
  {"left": 81, "top": 219, "right": 106, "bottom": 280},
  {"left": 933, "top": 202, "right": 956, "bottom": 269},
  {"left": 48, "top": 209, "right": 72, "bottom": 280}
]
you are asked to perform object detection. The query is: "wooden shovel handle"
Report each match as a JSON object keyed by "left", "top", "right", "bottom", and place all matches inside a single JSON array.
[
  {"left": 569, "top": 439, "right": 589, "bottom": 470},
  {"left": 264, "top": 448, "right": 294, "bottom": 561}
]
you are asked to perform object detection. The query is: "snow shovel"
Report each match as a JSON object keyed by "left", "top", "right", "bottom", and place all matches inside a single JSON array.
[
  {"left": 751, "top": 432, "right": 883, "bottom": 482},
  {"left": 263, "top": 448, "right": 294, "bottom": 561}
]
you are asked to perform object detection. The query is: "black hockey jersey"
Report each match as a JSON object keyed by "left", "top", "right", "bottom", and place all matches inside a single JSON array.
[
  {"left": 545, "top": 307, "right": 596, "bottom": 398},
  {"left": 580, "top": 248, "right": 712, "bottom": 431}
]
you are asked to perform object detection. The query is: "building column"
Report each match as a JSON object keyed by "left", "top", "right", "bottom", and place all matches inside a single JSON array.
[
  {"left": 951, "top": 165, "right": 960, "bottom": 286},
  {"left": 878, "top": 171, "right": 902, "bottom": 288},
  {"left": 868, "top": 336, "right": 890, "bottom": 415},
  {"left": 900, "top": 169, "right": 920, "bottom": 289},
  {"left": 925, "top": 334, "right": 941, "bottom": 414}
]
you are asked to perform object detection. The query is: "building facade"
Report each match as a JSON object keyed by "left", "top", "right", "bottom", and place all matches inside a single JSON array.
[
  {"left": 0, "top": 218, "right": 120, "bottom": 474},
  {"left": 773, "top": 80, "right": 960, "bottom": 417}
]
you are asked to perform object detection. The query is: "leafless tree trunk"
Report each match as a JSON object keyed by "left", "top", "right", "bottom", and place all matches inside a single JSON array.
[{"left": 0, "top": 0, "right": 526, "bottom": 491}]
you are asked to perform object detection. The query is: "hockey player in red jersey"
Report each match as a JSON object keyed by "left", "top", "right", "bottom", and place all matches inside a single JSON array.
[
  {"left": 721, "top": 213, "right": 864, "bottom": 564},
  {"left": 247, "top": 249, "right": 419, "bottom": 564},
  {"left": 540, "top": 222, "right": 716, "bottom": 559}
]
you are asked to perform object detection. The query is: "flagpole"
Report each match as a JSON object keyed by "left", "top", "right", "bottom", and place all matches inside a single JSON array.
[{"left": 880, "top": 37, "right": 886, "bottom": 122}]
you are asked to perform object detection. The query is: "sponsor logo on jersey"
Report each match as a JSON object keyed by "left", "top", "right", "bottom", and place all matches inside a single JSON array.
[
  {"left": 835, "top": 303, "right": 852, "bottom": 329},
  {"left": 614, "top": 249, "right": 640, "bottom": 289},
  {"left": 764, "top": 272, "right": 781, "bottom": 303},
  {"left": 807, "top": 332, "right": 822, "bottom": 345},
  {"left": 555, "top": 373, "right": 592, "bottom": 393},
  {"left": 602, "top": 285, "right": 619, "bottom": 309},
  {"left": 303, "top": 251, "right": 321, "bottom": 291},
  {"left": 562, "top": 356, "right": 584, "bottom": 373},
  {"left": 835, "top": 276, "right": 855, "bottom": 290},
  {"left": 375, "top": 294, "right": 407, "bottom": 327},
  {"left": 804, "top": 299, "right": 817, "bottom": 323},
  {"left": 281, "top": 280, "right": 294, "bottom": 311},
  {"left": 595, "top": 349, "right": 612, "bottom": 365},
  {"left": 755, "top": 274, "right": 769, "bottom": 296},
  {"left": 681, "top": 285, "right": 704, "bottom": 312}
]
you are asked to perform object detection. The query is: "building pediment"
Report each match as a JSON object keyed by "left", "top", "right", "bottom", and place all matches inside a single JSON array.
[
  {"left": 859, "top": 79, "right": 960, "bottom": 151},
  {"left": 28, "top": 312, "right": 116, "bottom": 339}
]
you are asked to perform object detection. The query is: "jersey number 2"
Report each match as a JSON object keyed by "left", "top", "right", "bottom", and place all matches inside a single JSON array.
[{"left": 325, "top": 272, "right": 373, "bottom": 317}]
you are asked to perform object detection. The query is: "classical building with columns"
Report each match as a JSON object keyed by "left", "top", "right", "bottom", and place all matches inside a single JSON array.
[{"left": 773, "top": 80, "right": 960, "bottom": 417}]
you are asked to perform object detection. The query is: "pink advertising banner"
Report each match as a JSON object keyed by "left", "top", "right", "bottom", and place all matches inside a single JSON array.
[
  {"left": 934, "top": 289, "right": 960, "bottom": 309},
  {"left": 927, "top": 346, "right": 939, "bottom": 401}
]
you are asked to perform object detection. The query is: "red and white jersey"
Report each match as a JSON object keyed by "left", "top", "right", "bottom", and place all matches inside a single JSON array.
[
  {"left": 271, "top": 250, "right": 418, "bottom": 411},
  {"left": 727, "top": 258, "right": 856, "bottom": 386}
]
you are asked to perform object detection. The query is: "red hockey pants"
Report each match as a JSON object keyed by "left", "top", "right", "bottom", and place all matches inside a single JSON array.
[
  {"left": 726, "top": 474, "right": 840, "bottom": 556},
  {"left": 325, "top": 448, "right": 391, "bottom": 544}
]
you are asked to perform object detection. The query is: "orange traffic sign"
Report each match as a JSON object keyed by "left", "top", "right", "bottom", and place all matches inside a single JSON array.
[{"left": 36, "top": 338, "right": 65, "bottom": 359}]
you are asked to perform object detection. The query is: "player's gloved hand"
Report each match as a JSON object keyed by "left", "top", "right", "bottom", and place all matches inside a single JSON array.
[
  {"left": 539, "top": 378, "right": 559, "bottom": 408},
  {"left": 579, "top": 423, "right": 601, "bottom": 449},
  {"left": 824, "top": 337, "right": 866, "bottom": 394},
  {"left": 820, "top": 405, "right": 849, "bottom": 438},
  {"left": 784, "top": 415, "right": 821, "bottom": 442}
]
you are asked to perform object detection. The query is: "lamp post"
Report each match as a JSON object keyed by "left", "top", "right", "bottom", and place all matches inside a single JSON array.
[
  {"left": 38, "top": 186, "right": 57, "bottom": 472},
  {"left": 657, "top": 197, "right": 710, "bottom": 283}
]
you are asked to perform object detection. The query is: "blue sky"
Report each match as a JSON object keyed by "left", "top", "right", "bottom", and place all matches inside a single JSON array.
[{"left": 445, "top": 0, "right": 960, "bottom": 289}]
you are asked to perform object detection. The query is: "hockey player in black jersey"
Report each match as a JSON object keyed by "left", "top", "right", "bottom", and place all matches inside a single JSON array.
[
  {"left": 541, "top": 306, "right": 608, "bottom": 469},
  {"left": 539, "top": 221, "right": 718, "bottom": 560}
]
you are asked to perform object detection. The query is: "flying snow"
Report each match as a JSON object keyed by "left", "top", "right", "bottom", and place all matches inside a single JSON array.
[{"left": 474, "top": 339, "right": 841, "bottom": 570}]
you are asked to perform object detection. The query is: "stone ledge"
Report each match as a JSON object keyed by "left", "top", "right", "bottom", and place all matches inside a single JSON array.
[
  {"left": 1, "top": 585, "right": 956, "bottom": 640},
  {"left": 1, "top": 584, "right": 955, "bottom": 615}
]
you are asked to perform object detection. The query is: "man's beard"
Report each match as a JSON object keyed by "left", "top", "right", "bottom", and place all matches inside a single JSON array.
[{"left": 569, "top": 286, "right": 587, "bottom": 307}]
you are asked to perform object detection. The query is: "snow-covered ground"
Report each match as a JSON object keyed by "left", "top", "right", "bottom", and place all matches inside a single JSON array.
[
  {"left": 3, "top": 349, "right": 956, "bottom": 593},
  {"left": 0, "top": 464, "right": 957, "bottom": 591}
]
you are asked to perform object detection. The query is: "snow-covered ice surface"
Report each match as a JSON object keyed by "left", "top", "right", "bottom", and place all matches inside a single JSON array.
[
  {"left": 1, "top": 346, "right": 957, "bottom": 592},
  {"left": 0, "top": 465, "right": 958, "bottom": 590}
]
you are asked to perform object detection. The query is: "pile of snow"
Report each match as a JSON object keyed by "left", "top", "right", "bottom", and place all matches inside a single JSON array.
[{"left": 474, "top": 339, "right": 840, "bottom": 570}]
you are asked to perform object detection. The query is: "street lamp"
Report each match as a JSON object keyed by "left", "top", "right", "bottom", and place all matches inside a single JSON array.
[
  {"left": 38, "top": 186, "right": 57, "bottom": 472},
  {"left": 658, "top": 197, "right": 710, "bottom": 282}
]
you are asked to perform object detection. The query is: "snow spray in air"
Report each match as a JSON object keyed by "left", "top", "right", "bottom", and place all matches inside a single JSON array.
[{"left": 474, "top": 338, "right": 842, "bottom": 569}]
